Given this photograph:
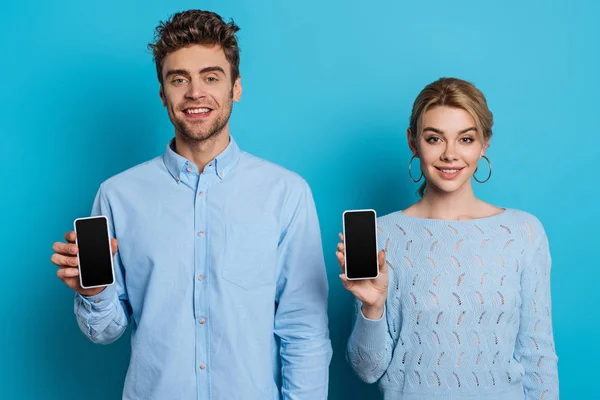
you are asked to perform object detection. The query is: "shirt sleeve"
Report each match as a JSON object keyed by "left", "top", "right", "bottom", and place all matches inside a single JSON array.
[
  {"left": 74, "top": 184, "right": 132, "bottom": 344},
  {"left": 273, "top": 180, "right": 332, "bottom": 399},
  {"left": 514, "top": 230, "right": 559, "bottom": 399}
]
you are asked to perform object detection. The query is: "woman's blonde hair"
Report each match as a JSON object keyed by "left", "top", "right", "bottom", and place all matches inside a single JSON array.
[{"left": 408, "top": 77, "right": 494, "bottom": 196}]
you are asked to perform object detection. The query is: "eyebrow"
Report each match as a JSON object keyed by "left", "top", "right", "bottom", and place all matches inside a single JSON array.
[
  {"left": 423, "top": 127, "right": 477, "bottom": 134},
  {"left": 165, "top": 69, "right": 191, "bottom": 79},
  {"left": 164, "top": 66, "right": 227, "bottom": 79},
  {"left": 199, "top": 66, "right": 226, "bottom": 75}
]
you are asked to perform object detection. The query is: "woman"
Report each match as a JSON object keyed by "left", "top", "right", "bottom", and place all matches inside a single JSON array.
[{"left": 337, "top": 78, "right": 558, "bottom": 399}]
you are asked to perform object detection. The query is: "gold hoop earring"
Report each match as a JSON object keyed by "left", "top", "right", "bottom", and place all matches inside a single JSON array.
[
  {"left": 408, "top": 155, "right": 423, "bottom": 183},
  {"left": 474, "top": 155, "right": 492, "bottom": 183}
]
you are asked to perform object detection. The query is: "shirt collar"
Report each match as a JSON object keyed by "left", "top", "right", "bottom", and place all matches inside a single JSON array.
[{"left": 162, "top": 135, "right": 240, "bottom": 182}]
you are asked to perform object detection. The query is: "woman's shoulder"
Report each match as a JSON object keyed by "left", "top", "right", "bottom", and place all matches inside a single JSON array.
[
  {"left": 503, "top": 208, "right": 548, "bottom": 242},
  {"left": 376, "top": 210, "right": 404, "bottom": 230},
  {"left": 505, "top": 207, "right": 541, "bottom": 222}
]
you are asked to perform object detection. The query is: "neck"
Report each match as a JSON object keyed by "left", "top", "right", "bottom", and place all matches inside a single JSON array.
[
  {"left": 418, "top": 181, "right": 479, "bottom": 220},
  {"left": 173, "top": 127, "right": 230, "bottom": 172}
]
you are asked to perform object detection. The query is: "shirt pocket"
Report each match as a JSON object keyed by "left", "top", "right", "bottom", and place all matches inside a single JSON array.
[{"left": 222, "top": 222, "right": 278, "bottom": 289}]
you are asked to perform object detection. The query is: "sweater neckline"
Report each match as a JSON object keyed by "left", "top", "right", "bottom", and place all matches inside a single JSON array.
[{"left": 398, "top": 208, "right": 511, "bottom": 224}]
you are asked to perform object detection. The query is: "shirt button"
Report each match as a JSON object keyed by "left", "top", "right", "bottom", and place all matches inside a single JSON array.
[
  {"left": 198, "top": 275, "right": 204, "bottom": 281},
  {"left": 199, "top": 317, "right": 206, "bottom": 324},
  {"left": 199, "top": 363, "right": 206, "bottom": 370},
  {"left": 199, "top": 192, "right": 205, "bottom": 197},
  {"left": 198, "top": 231, "right": 204, "bottom": 238},
  {"left": 94, "top": 300, "right": 100, "bottom": 303},
  {"left": 187, "top": 165, "right": 193, "bottom": 172}
]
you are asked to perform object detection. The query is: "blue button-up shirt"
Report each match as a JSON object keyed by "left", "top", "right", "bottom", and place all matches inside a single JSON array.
[{"left": 74, "top": 136, "right": 332, "bottom": 400}]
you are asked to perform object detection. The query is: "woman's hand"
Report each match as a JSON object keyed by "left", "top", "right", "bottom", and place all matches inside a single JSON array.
[{"left": 336, "top": 233, "right": 388, "bottom": 319}]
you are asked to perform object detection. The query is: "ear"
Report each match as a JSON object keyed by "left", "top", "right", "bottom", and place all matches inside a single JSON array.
[
  {"left": 159, "top": 85, "right": 167, "bottom": 107},
  {"left": 407, "top": 128, "right": 418, "bottom": 156},
  {"left": 233, "top": 76, "right": 242, "bottom": 102},
  {"left": 480, "top": 140, "right": 490, "bottom": 157}
]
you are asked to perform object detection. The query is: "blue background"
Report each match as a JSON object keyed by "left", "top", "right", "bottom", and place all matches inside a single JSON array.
[{"left": 2, "top": 0, "right": 598, "bottom": 398}]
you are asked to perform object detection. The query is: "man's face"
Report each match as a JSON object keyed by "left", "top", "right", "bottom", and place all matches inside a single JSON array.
[{"left": 160, "top": 44, "right": 242, "bottom": 143}]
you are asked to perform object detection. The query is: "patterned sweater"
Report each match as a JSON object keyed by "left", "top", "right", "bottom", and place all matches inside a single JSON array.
[{"left": 347, "top": 208, "right": 559, "bottom": 400}]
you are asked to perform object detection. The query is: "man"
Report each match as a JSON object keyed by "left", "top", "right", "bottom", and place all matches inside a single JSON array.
[{"left": 51, "top": 10, "right": 332, "bottom": 399}]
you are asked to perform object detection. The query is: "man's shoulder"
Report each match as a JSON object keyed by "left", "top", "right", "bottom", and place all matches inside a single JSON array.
[
  {"left": 238, "top": 151, "right": 307, "bottom": 188},
  {"left": 99, "top": 156, "right": 163, "bottom": 194}
]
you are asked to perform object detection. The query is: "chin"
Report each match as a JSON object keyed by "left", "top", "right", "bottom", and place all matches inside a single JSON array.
[
  {"left": 179, "top": 128, "right": 209, "bottom": 141},
  {"left": 428, "top": 179, "right": 470, "bottom": 194}
]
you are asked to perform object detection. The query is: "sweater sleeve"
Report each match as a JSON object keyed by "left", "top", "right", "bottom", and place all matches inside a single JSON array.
[
  {"left": 346, "top": 227, "right": 399, "bottom": 384},
  {"left": 346, "top": 300, "right": 395, "bottom": 384},
  {"left": 514, "top": 230, "right": 559, "bottom": 399}
]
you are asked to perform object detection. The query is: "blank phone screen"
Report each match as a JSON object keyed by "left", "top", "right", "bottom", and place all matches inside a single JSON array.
[
  {"left": 344, "top": 210, "right": 378, "bottom": 279},
  {"left": 75, "top": 217, "right": 114, "bottom": 288}
]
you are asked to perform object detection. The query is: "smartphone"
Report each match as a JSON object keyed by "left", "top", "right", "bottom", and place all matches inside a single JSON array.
[
  {"left": 73, "top": 216, "right": 115, "bottom": 289},
  {"left": 342, "top": 209, "right": 379, "bottom": 280}
]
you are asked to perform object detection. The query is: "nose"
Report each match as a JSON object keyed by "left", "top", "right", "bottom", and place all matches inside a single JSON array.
[
  {"left": 441, "top": 142, "right": 458, "bottom": 161},
  {"left": 185, "top": 80, "right": 206, "bottom": 100}
]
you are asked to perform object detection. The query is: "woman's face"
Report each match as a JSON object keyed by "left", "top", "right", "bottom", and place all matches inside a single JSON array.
[{"left": 410, "top": 106, "right": 488, "bottom": 194}]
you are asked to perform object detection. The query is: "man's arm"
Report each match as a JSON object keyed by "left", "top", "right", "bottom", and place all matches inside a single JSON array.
[
  {"left": 52, "top": 184, "right": 131, "bottom": 344},
  {"left": 273, "top": 180, "right": 332, "bottom": 399}
]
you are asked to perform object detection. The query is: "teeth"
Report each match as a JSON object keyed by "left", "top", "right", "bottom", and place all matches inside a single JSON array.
[
  {"left": 185, "top": 108, "right": 210, "bottom": 114},
  {"left": 442, "top": 169, "right": 458, "bottom": 173}
]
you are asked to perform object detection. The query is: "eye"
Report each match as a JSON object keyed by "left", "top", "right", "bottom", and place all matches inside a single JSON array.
[
  {"left": 426, "top": 136, "right": 441, "bottom": 144},
  {"left": 172, "top": 78, "right": 187, "bottom": 84},
  {"left": 206, "top": 76, "right": 219, "bottom": 83},
  {"left": 460, "top": 137, "right": 475, "bottom": 143}
]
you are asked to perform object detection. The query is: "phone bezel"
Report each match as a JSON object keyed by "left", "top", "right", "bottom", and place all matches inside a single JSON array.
[
  {"left": 73, "top": 215, "right": 116, "bottom": 289},
  {"left": 342, "top": 209, "right": 379, "bottom": 281}
]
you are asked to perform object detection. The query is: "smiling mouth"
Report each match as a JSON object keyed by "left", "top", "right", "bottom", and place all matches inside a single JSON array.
[
  {"left": 184, "top": 107, "right": 212, "bottom": 115},
  {"left": 434, "top": 166, "right": 466, "bottom": 179},
  {"left": 438, "top": 168, "right": 460, "bottom": 173},
  {"left": 435, "top": 167, "right": 465, "bottom": 173}
]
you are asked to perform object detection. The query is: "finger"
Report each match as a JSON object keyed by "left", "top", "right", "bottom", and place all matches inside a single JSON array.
[
  {"left": 378, "top": 250, "right": 387, "bottom": 274},
  {"left": 52, "top": 242, "right": 78, "bottom": 256},
  {"left": 337, "top": 242, "right": 345, "bottom": 252},
  {"left": 59, "top": 275, "right": 83, "bottom": 292},
  {"left": 111, "top": 238, "right": 118, "bottom": 255},
  {"left": 336, "top": 251, "right": 345, "bottom": 272},
  {"left": 57, "top": 267, "right": 79, "bottom": 279},
  {"left": 339, "top": 273, "right": 354, "bottom": 290},
  {"left": 339, "top": 233, "right": 344, "bottom": 241},
  {"left": 51, "top": 253, "right": 78, "bottom": 268},
  {"left": 64, "top": 231, "right": 76, "bottom": 243}
]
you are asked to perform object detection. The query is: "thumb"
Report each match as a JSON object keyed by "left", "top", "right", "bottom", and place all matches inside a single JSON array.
[
  {"left": 378, "top": 250, "right": 387, "bottom": 274},
  {"left": 111, "top": 238, "right": 119, "bottom": 255},
  {"left": 339, "top": 273, "right": 354, "bottom": 290}
]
